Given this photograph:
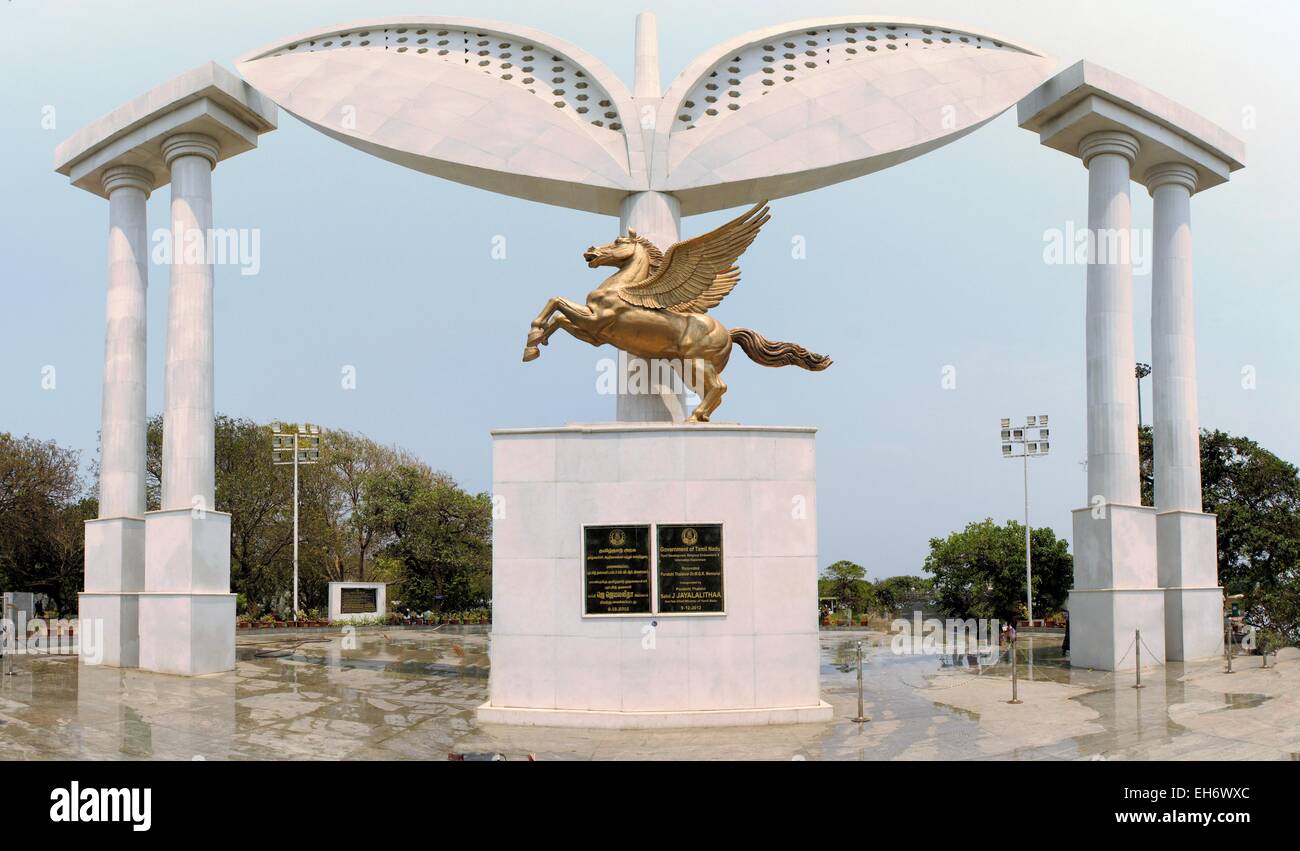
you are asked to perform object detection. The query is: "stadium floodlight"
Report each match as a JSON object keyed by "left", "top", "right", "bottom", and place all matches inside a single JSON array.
[
  {"left": 270, "top": 421, "right": 323, "bottom": 622},
  {"left": 1000, "top": 414, "right": 1051, "bottom": 624}
]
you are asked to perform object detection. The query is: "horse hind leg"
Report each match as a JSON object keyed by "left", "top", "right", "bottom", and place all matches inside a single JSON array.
[{"left": 687, "top": 360, "right": 727, "bottom": 423}]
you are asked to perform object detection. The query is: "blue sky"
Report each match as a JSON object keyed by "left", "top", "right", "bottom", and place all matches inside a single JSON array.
[{"left": 2, "top": 1, "right": 1296, "bottom": 580}]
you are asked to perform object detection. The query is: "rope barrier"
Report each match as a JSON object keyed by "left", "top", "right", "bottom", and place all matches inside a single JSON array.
[
  {"left": 1113, "top": 635, "right": 1137, "bottom": 670},
  {"left": 1137, "top": 633, "right": 1165, "bottom": 667}
]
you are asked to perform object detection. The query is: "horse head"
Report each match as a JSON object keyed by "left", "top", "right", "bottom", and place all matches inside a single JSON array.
[{"left": 583, "top": 229, "right": 646, "bottom": 269}]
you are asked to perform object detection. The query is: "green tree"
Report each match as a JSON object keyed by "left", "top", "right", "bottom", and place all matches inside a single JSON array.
[
  {"left": 318, "top": 430, "right": 413, "bottom": 582},
  {"left": 367, "top": 464, "right": 492, "bottom": 613},
  {"left": 923, "top": 518, "right": 1072, "bottom": 623},
  {"left": 874, "top": 574, "right": 936, "bottom": 613},
  {"left": 818, "top": 560, "right": 877, "bottom": 613},
  {"left": 0, "top": 433, "right": 94, "bottom": 611}
]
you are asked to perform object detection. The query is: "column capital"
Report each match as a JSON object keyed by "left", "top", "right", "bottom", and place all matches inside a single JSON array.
[
  {"left": 161, "top": 132, "right": 220, "bottom": 169},
  {"left": 1144, "top": 162, "right": 1198, "bottom": 196},
  {"left": 1078, "top": 130, "right": 1139, "bottom": 167},
  {"left": 101, "top": 164, "right": 154, "bottom": 199}
]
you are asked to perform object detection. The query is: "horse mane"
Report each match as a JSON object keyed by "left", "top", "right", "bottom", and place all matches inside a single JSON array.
[{"left": 630, "top": 235, "right": 663, "bottom": 276}]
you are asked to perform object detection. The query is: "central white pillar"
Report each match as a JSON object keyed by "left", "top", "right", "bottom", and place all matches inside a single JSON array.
[
  {"left": 1068, "top": 129, "right": 1164, "bottom": 671},
  {"left": 160, "top": 133, "right": 219, "bottom": 511},
  {"left": 80, "top": 164, "right": 153, "bottom": 669},
  {"left": 1146, "top": 161, "right": 1222, "bottom": 660},
  {"left": 617, "top": 190, "right": 687, "bottom": 422},
  {"left": 632, "top": 11, "right": 660, "bottom": 99},
  {"left": 615, "top": 12, "right": 688, "bottom": 422},
  {"left": 1080, "top": 131, "right": 1141, "bottom": 506}
]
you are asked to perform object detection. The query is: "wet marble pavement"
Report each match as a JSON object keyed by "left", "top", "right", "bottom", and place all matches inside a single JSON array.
[{"left": 0, "top": 629, "right": 1295, "bottom": 760}]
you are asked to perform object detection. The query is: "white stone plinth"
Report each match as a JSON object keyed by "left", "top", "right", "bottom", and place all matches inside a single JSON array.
[
  {"left": 78, "top": 592, "right": 139, "bottom": 668},
  {"left": 143, "top": 509, "right": 231, "bottom": 593},
  {"left": 84, "top": 516, "right": 145, "bottom": 593},
  {"left": 1069, "top": 504, "right": 1164, "bottom": 671},
  {"left": 80, "top": 516, "right": 145, "bottom": 668},
  {"left": 137, "top": 592, "right": 236, "bottom": 676},
  {"left": 327, "top": 582, "right": 387, "bottom": 623},
  {"left": 139, "top": 508, "right": 234, "bottom": 675},
  {"left": 1067, "top": 589, "right": 1166, "bottom": 672},
  {"left": 1157, "top": 510, "right": 1223, "bottom": 660},
  {"left": 480, "top": 423, "right": 832, "bottom": 728}
]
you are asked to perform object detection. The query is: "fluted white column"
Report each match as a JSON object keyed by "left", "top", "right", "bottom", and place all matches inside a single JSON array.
[
  {"left": 1146, "top": 163, "right": 1201, "bottom": 511},
  {"left": 99, "top": 165, "right": 152, "bottom": 518},
  {"left": 160, "top": 133, "right": 219, "bottom": 510},
  {"left": 1080, "top": 130, "right": 1141, "bottom": 506}
]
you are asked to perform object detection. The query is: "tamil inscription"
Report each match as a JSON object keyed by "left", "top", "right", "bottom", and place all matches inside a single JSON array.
[{"left": 583, "top": 525, "right": 652, "bottom": 615}]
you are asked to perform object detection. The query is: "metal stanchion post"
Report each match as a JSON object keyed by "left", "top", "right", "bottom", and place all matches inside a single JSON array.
[
  {"left": 1225, "top": 621, "right": 1234, "bottom": 674},
  {"left": 852, "top": 640, "right": 869, "bottom": 723},
  {"left": 1008, "top": 633, "right": 1022, "bottom": 704},
  {"left": 1133, "top": 629, "right": 1144, "bottom": 689}
]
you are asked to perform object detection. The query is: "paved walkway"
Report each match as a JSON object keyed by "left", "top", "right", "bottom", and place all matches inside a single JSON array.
[{"left": 0, "top": 629, "right": 1295, "bottom": 760}]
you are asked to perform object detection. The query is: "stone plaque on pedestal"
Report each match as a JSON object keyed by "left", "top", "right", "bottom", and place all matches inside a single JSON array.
[
  {"left": 583, "top": 525, "right": 652, "bottom": 616},
  {"left": 656, "top": 524, "right": 724, "bottom": 614}
]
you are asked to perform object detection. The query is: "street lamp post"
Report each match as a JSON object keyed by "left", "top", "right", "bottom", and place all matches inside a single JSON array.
[
  {"left": 1001, "top": 415, "right": 1050, "bottom": 624},
  {"left": 271, "top": 421, "right": 321, "bottom": 621}
]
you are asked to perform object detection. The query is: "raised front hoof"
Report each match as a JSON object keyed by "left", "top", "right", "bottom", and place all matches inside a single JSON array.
[{"left": 522, "top": 346, "right": 541, "bottom": 362}]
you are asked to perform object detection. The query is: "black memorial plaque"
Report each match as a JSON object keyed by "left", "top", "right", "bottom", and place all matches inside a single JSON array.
[
  {"left": 656, "top": 524, "right": 724, "bottom": 614},
  {"left": 340, "top": 587, "right": 378, "bottom": 614},
  {"left": 583, "top": 525, "right": 652, "bottom": 615}
]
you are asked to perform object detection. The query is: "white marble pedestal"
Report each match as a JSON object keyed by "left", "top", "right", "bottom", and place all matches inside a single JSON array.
[
  {"left": 1068, "top": 504, "right": 1166, "bottom": 671},
  {"left": 138, "top": 508, "right": 235, "bottom": 675},
  {"left": 478, "top": 423, "right": 832, "bottom": 729},
  {"left": 1157, "top": 510, "right": 1223, "bottom": 660},
  {"left": 80, "top": 517, "right": 144, "bottom": 667}
]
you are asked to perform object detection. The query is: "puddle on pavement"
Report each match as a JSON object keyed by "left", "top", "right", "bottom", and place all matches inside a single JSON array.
[
  {"left": 1223, "top": 692, "right": 1269, "bottom": 709},
  {"left": 235, "top": 630, "right": 490, "bottom": 679}
]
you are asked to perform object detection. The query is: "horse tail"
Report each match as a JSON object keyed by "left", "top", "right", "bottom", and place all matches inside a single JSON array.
[{"left": 729, "top": 328, "right": 832, "bottom": 371}]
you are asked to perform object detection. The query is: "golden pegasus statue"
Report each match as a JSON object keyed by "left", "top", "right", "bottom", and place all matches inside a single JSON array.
[{"left": 523, "top": 202, "right": 831, "bottom": 422}]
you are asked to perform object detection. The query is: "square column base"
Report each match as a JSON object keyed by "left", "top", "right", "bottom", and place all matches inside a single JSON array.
[
  {"left": 143, "top": 508, "right": 232, "bottom": 593},
  {"left": 81, "top": 516, "right": 145, "bottom": 669},
  {"left": 76, "top": 592, "right": 139, "bottom": 668},
  {"left": 138, "top": 593, "right": 236, "bottom": 675},
  {"left": 1068, "top": 588, "right": 1166, "bottom": 671},
  {"left": 83, "top": 516, "right": 145, "bottom": 592},
  {"left": 1157, "top": 510, "right": 1218, "bottom": 587},
  {"left": 141, "top": 508, "right": 234, "bottom": 675},
  {"left": 1165, "top": 587, "right": 1224, "bottom": 661}
]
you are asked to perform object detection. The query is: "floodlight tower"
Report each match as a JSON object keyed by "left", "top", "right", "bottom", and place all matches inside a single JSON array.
[
  {"left": 271, "top": 422, "right": 321, "bottom": 621},
  {"left": 1000, "top": 415, "right": 1050, "bottom": 623},
  {"left": 1135, "top": 362, "right": 1151, "bottom": 426}
]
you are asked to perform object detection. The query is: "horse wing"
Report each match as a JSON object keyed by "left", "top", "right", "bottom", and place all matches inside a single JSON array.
[{"left": 617, "top": 202, "right": 769, "bottom": 314}]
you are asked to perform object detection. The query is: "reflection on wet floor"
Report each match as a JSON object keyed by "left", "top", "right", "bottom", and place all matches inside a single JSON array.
[{"left": 0, "top": 628, "right": 1295, "bottom": 760}]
